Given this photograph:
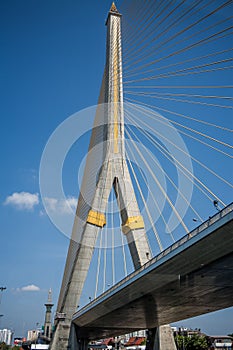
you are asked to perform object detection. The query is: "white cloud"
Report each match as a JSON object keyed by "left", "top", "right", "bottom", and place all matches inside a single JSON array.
[
  {"left": 16, "top": 284, "right": 40, "bottom": 292},
  {"left": 4, "top": 192, "right": 39, "bottom": 210},
  {"left": 44, "top": 196, "right": 77, "bottom": 215}
]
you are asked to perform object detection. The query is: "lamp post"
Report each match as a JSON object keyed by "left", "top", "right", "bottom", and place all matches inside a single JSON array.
[
  {"left": 34, "top": 322, "right": 40, "bottom": 349},
  {"left": 0, "top": 287, "right": 6, "bottom": 326},
  {"left": 0, "top": 287, "right": 6, "bottom": 304},
  {"left": 192, "top": 218, "right": 200, "bottom": 222},
  {"left": 213, "top": 199, "right": 220, "bottom": 212}
]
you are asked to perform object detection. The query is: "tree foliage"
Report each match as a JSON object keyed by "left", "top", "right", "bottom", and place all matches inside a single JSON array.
[
  {"left": 0, "top": 342, "right": 10, "bottom": 350},
  {"left": 0, "top": 343, "right": 21, "bottom": 350},
  {"left": 175, "top": 334, "right": 208, "bottom": 350}
]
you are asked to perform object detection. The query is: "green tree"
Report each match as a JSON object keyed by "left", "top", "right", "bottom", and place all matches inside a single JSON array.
[
  {"left": 175, "top": 334, "right": 208, "bottom": 350},
  {"left": 0, "top": 342, "right": 10, "bottom": 350},
  {"left": 175, "top": 335, "right": 188, "bottom": 349},
  {"left": 187, "top": 334, "right": 208, "bottom": 349},
  {"left": 141, "top": 338, "right": 146, "bottom": 346}
]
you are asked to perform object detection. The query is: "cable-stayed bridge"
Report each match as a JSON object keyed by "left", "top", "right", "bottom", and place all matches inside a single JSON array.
[
  {"left": 47, "top": 1, "right": 233, "bottom": 349},
  {"left": 72, "top": 203, "right": 233, "bottom": 340}
]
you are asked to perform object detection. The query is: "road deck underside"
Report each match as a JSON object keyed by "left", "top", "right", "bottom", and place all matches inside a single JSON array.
[{"left": 73, "top": 215, "right": 233, "bottom": 340}]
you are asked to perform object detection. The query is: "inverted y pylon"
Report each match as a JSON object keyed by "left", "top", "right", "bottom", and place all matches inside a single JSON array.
[{"left": 50, "top": 3, "right": 151, "bottom": 349}]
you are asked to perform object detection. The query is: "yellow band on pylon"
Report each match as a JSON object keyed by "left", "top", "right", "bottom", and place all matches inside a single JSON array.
[
  {"left": 121, "top": 216, "right": 145, "bottom": 234},
  {"left": 87, "top": 210, "right": 106, "bottom": 228}
]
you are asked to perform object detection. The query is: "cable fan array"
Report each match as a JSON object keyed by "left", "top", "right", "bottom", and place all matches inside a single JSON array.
[{"left": 79, "top": 0, "right": 233, "bottom": 306}]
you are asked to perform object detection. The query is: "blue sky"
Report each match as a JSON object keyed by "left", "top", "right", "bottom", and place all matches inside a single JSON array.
[
  {"left": 0, "top": 0, "right": 232, "bottom": 339},
  {"left": 0, "top": 0, "right": 114, "bottom": 337}
]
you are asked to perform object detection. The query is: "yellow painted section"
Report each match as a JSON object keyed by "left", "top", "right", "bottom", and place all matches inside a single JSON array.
[
  {"left": 121, "top": 216, "right": 145, "bottom": 234},
  {"left": 113, "top": 31, "right": 119, "bottom": 153},
  {"left": 87, "top": 210, "right": 106, "bottom": 228}
]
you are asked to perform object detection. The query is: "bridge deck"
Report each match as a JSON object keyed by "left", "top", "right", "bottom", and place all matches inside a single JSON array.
[{"left": 73, "top": 204, "right": 233, "bottom": 340}]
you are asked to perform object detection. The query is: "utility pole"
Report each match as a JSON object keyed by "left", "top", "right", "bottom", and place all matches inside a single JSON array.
[
  {"left": 0, "top": 287, "right": 6, "bottom": 305},
  {"left": 0, "top": 287, "right": 6, "bottom": 326},
  {"left": 0, "top": 287, "right": 6, "bottom": 295}
]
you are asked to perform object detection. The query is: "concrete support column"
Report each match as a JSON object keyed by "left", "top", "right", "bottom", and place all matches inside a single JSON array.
[
  {"left": 68, "top": 324, "right": 80, "bottom": 350},
  {"left": 146, "top": 325, "right": 176, "bottom": 350},
  {"left": 76, "top": 336, "right": 89, "bottom": 350},
  {"left": 50, "top": 322, "right": 71, "bottom": 350},
  {"left": 146, "top": 328, "right": 157, "bottom": 350}
]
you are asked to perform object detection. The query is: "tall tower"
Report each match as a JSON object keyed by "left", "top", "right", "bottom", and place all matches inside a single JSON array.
[
  {"left": 44, "top": 288, "right": 53, "bottom": 339},
  {"left": 85, "top": 2, "right": 151, "bottom": 270},
  {"left": 50, "top": 3, "right": 151, "bottom": 349}
]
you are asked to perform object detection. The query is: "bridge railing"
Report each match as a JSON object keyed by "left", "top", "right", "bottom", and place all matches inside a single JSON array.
[{"left": 75, "top": 202, "right": 233, "bottom": 315}]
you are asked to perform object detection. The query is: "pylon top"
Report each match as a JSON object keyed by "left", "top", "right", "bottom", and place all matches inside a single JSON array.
[
  {"left": 106, "top": 1, "right": 121, "bottom": 25},
  {"left": 110, "top": 2, "right": 119, "bottom": 13}
]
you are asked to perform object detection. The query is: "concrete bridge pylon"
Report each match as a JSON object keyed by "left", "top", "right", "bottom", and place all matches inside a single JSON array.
[{"left": 50, "top": 3, "right": 152, "bottom": 349}]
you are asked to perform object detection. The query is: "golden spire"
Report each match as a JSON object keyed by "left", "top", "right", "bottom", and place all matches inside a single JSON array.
[
  {"left": 106, "top": 1, "right": 121, "bottom": 25},
  {"left": 110, "top": 2, "right": 119, "bottom": 13}
]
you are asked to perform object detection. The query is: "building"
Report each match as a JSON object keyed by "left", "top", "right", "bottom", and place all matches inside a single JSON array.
[
  {"left": 27, "top": 329, "right": 40, "bottom": 341},
  {"left": 209, "top": 336, "right": 233, "bottom": 349},
  {"left": 0, "top": 328, "right": 13, "bottom": 345},
  {"left": 172, "top": 327, "right": 233, "bottom": 350},
  {"left": 23, "top": 289, "right": 53, "bottom": 349},
  {"left": 172, "top": 326, "right": 203, "bottom": 337},
  {"left": 43, "top": 288, "right": 53, "bottom": 339},
  {"left": 124, "top": 336, "right": 146, "bottom": 350},
  {"left": 125, "top": 330, "right": 147, "bottom": 342},
  {"left": 22, "top": 337, "right": 50, "bottom": 350},
  {"left": 14, "top": 337, "right": 27, "bottom": 346}
]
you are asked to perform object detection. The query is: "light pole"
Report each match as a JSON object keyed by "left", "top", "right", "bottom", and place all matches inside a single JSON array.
[
  {"left": 213, "top": 199, "right": 220, "bottom": 212},
  {"left": 34, "top": 322, "right": 40, "bottom": 349},
  {"left": 0, "top": 287, "right": 6, "bottom": 326},
  {"left": 0, "top": 287, "right": 6, "bottom": 304},
  {"left": 181, "top": 327, "right": 186, "bottom": 350},
  {"left": 192, "top": 218, "right": 200, "bottom": 222}
]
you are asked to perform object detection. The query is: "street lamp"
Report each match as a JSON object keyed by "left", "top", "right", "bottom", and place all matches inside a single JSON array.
[
  {"left": 34, "top": 322, "right": 40, "bottom": 349},
  {"left": 0, "top": 287, "right": 6, "bottom": 304},
  {"left": 192, "top": 218, "right": 200, "bottom": 222},
  {"left": 213, "top": 199, "right": 220, "bottom": 211},
  {"left": 0, "top": 314, "right": 4, "bottom": 328},
  {"left": 0, "top": 287, "right": 6, "bottom": 325}
]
